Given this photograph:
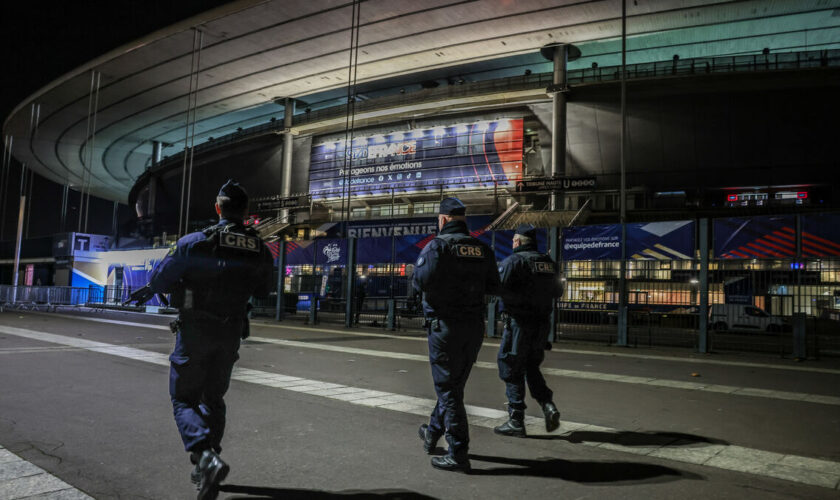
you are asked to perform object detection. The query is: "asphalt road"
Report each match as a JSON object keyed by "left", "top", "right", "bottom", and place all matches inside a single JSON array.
[{"left": 1, "top": 309, "right": 839, "bottom": 499}]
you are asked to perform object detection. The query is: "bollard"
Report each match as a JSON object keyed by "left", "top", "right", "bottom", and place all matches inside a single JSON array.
[
  {"left": 386, "top": 298, "right": 396, "bottom": 331},
  {"left": 486, "top": 298, "right": 498, "bottom": 338},
  {"left": 309, "top": 295, "right": 318, "bottom": 325},
  {"left": 792, "top": 312, "right": 806, "bottom": 359}
]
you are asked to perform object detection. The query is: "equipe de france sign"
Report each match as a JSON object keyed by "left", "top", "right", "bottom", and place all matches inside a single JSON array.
[{"left": 309, "top": 118, "right": 524, "bottom": 198}]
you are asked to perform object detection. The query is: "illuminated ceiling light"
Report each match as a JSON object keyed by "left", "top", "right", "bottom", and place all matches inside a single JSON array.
[{"left": 456, "top": 124, "right": 469, "bottom": 134}]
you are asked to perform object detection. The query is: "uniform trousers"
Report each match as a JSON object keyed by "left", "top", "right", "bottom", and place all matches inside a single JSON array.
[
  {"left": 169, "top": 319, "right": 241, "bottom": 453},
  {"left": 426, "top": 315, "right": 484, "bottom": 461},
  {"left": 497, "top": 315, "right": 553, "bottom": 416}
]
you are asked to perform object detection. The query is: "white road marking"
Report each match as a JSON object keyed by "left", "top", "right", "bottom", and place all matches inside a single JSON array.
[
  {"left": 10, "top": 312, "right": 840, "bottom": 406},
  {"left": 246, "top": 336, "right": 840, "bottom": 407},
  {"left": 0, "top": 446, "right": 93, "bottom": 499},
  {"left": 258, "top": 321, "right": 840, "bottom": 375},
  {"left": 31, "top": 311, "right": 840, "bottom": 375},
  {"left": 1, "top": 324, "right": 839, "bottom": 490}
]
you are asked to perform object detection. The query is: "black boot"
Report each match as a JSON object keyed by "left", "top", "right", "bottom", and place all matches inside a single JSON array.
[
  {"left": 196, "top": 449, "right": 229, "bottom": 500},
  {"left": 189, "top": 452, "right": 201, "bottom": 489},
  {"left": 541, "top": 401, "right": 561, "bottom": 432},
  {"left": 418, "top": 424, "right": 440, "bottom": 454},
  {"left": 431, "top": 455, "right": 471, "bottom": 473},
  {"left": 190, "top": 464, "right": 202, "bottom": 489},
  {"left": 494, "top": 417, "right": 526, "bottom": 437}
]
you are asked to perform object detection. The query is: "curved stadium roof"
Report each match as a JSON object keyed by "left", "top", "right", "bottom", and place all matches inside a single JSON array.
[{"left": 3, "top": 0, "right": 840, "bottom": 203}]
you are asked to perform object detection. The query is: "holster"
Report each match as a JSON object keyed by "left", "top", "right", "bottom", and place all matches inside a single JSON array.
[
  {"left": 423, "top": 318, "right": 442, "bottom": 332},
  {"left": 501, "top": 312, "right": 512, "bottom": 329}
]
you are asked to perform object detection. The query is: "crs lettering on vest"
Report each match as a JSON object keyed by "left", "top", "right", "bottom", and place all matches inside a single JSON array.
[
  {"left": 532, "top": 261, "right": 555, "bottom": 274},
  {"left": 219, "top": 232, "right": 260, "bottom": 252},
  {"left": 454, "top": 244, "right": 484, "bottom": 259}
]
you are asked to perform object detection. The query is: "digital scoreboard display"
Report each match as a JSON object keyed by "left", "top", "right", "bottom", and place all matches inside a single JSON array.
[{"left": 309, "top": 118, "right": 523, "bottom": 198}]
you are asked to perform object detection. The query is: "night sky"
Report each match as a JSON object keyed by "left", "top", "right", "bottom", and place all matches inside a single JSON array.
[{"left": 0, "top": 1, "right": 232, "bottom": 243}]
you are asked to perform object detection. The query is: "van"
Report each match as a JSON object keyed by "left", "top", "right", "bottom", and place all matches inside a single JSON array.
[{"left": 709, "top": 303, "right": 784, "bottom": 332}]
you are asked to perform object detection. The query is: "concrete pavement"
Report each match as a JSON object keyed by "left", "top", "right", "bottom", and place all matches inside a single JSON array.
[{"left": 1, "top": 309, "right": 838, "bottom": 499}]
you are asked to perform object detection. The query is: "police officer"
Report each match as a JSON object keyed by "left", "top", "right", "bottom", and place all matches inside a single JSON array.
[
  {"left": 494, "top": 224, "right": 562, "bottom": 438},
  {"left": 412, "top": 197, "right": 500, "bottom": 472},
  {"left": 127, "top": 179, "right": 274, "bottom": 499}
]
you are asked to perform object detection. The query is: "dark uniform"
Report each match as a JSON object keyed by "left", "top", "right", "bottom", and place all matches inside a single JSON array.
[
  {"left": 145, "top": 180, "right": 273, "bottom": 499},
  {"left": 494, "top": 224, "right": 562, "bottom": 437},
  {"left": 412, "top": 197, "right": 500, "bottom": 472}
]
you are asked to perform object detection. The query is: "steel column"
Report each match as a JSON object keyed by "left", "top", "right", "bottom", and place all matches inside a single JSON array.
[
  {"left": 11, "top": 197, "right": 25, "bottom": 294},
  {"left": 698, "top": 218, "right": 709, "bottom": 353},
  {"left": 275, "top": 240, "right": 287, "bottom": 321},
  {"left": 548, "top": 226, "right": 560, "bottom": 342},
  {"left": 344, "top": 238, "right": 357, "bottom": 328},
  {"left": 616, "top": 224, "right": 628, "bottom": 346},
  {"left": 550, "top": 44, "right": 568, "bottom": 211},
  {"left": 281, "top": 98, "right": 295, "bottom": 223}
]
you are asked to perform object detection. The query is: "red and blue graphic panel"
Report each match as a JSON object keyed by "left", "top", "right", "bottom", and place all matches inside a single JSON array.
[
  {"left": 714, "top": 215, "right": 796, "bottom": 259},
  {"left": 309, "top": 119, "right": 523, "bottom": 198},
  {"left": 800, "top": 213, "right": 840, "bottom": 257}
]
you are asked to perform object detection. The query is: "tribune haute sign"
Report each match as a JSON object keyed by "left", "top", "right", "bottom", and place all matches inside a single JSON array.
[{"left": 515, "top": 176, "right": 596, "bottom": 192}]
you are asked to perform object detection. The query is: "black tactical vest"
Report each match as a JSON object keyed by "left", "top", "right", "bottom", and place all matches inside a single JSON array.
[
  {"left": 182, "top": 223, "right": 265, "bottom": 319},
  {"left": 425, "top": 232, "right": 491, "bottom": 317},
  {"left": 505, "top": 250, "right": 558, "bottom": 317}
]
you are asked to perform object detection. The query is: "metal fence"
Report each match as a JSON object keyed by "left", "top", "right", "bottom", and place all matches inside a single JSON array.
[
  {"left": 0, "top": 284, "right": 164, "bottom": 311},
  {"left": 1, "top": 285, "right": 95, "bottom": 310},
  {"left": 557, "top": 257, "right": 840, "bottom": 357},
  {"left": 4, "top": 224, "right": 839, "bottom": 359}
]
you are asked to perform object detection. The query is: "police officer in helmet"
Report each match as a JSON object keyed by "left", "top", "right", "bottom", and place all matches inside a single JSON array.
[
  {"left": 127, "top": 179, "right": 274, "bottom": 499},
  {"left": 494, "top": 224, "right": 562, "bottom": 437},
  {"left": 412, "top": 197, "right": 501, "bottom": 472}
]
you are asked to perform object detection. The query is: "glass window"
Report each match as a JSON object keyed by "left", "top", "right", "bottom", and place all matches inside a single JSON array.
[
  {"left": 351, "top": 207, "right": 368, "bottom": 219},
  {"left": 414, "top": 202, "right": 439, "bottom": 214},
  {"left": 371, "top": 206, "right": 391, "bottom": 217}
]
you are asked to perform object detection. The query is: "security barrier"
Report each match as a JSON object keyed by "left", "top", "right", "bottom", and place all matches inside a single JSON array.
[{"left": 4, "top": 212, "right": 839, "bottom": 358}]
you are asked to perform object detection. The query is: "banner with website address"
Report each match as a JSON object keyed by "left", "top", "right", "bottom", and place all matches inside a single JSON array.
[
  {"left": 562, "top": 221, "right": 695, "bottom": 261},
  {"left": 562, "top": 224, "right": 621, "bottom": 261},
  {"left": 309, "top": 118, "right": 523, "bottom": 198}
]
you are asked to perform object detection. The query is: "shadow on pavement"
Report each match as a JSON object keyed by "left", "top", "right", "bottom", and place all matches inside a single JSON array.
[
  {"left": 529, "top": 430, "right": 729, "bottom": 447},
  {"left": 468, "top": 454, "right": 703, "bottom": 484},
  {"left": 220, "top": 485, "right": 437, "bottom": 499}
]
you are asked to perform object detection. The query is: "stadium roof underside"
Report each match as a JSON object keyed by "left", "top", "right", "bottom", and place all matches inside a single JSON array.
[{"left": 4, "top": 0, "right": 840, "bottom": 203}]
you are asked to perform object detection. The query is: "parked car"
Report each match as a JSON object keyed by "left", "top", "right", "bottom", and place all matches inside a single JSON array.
[{"left": 709, "top": 303, "right": 784, "bottom": 332}]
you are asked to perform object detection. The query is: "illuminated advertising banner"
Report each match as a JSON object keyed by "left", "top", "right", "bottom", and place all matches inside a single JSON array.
[
  {"left": 562, "top": 224, "right": 622, "bottom": 261},
  {"left": 626, "top": 221, "right": 695, "bottom": 260},
  {"left": 284, "top": 216, "right": 547, "bottom": 265},
  {"left": 309, "top": 118, "right": 523, "bottom": 197},
  {"left": 800, "top": 213, "right": 840, "bottom": 257},
  {"left": 562, "top": 221, "right": 695, "bottom": 261},
  {"left": 714, "top": 215, "right": 796, "bottom": 259}
]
